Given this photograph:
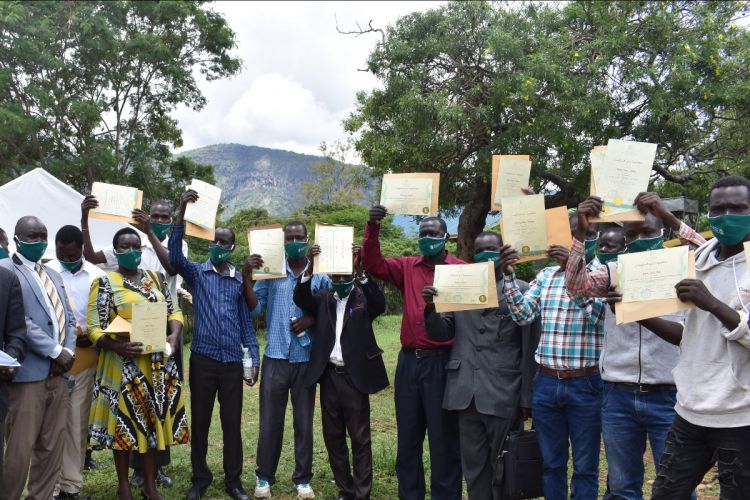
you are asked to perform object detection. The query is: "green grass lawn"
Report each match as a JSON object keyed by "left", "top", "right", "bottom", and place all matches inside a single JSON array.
[{"left": 81, "top": 315, "right": 720, "bottom": 499}]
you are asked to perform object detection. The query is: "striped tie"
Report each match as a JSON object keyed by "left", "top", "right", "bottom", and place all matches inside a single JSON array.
[{"left": 35, "top": 263, "right": 66, "bottom": 345}]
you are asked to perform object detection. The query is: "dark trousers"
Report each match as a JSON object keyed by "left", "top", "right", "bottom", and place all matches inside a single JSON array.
[
  {"left": 320, "top": 365, "right": 372, "bottom": 500},
  {"left": 189, "top": 352, "right": 244, "bottom": 490},
  {"left": 394, "top": 349, "right": 462, "bottom": 500},
  {"left": 651, "top": 415, "right": 750, "bottom": 499},
  {"left": 255, "top": 356, "right": 316, "bottom": 486},
  {"left": 130, "top": 447, "right": 170, "bottom": 469},
  {"left": 459, "top": 401, "right": 516, "bottom": 500}
]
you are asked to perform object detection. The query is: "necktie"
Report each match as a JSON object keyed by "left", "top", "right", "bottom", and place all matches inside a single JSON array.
[{"left": 35, "top": 263, "right": 66, "bottom": 344}]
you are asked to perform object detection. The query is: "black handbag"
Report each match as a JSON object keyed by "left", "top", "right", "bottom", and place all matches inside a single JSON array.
[{"left": 495, "top": 422, "right": 544, "bottom": 499}]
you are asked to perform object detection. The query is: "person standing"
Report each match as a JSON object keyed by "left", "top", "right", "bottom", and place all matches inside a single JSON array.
[
  {"left": 0, "top": 228, "right": 10, "bottom": 259},
  {"left": 362, "top": 205, "right": 463, "bottom": 500},
  {"left": 1, "top": 216, "right": 77, "bottom": 500},
  {"left": 243, "top": 221, "right": 331, "bottom": 499},
  {"left": 170, "top": 189, "right": 260, "bottom": 500},
  {"left": 422, "top": 231, "right": 540, "bottom": 500}
]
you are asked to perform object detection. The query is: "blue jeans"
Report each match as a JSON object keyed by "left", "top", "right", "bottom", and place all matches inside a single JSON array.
[
  {"left": 602, "top": 383, "right": 684, "bottom": 500},
  {"left": 532, "top": 371, "right": 603, "bottom": 500}
]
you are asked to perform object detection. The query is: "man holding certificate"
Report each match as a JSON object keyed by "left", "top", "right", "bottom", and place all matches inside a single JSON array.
[
  {"left": 422, "top": 231, "right": 540, "bottom": 500},
  {"left": 362, "top": 204, "right": 463, "bottom": 500}
]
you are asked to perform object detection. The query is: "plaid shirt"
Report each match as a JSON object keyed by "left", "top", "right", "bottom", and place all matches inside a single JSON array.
[
  {"left": 504, "top": 265, "right": 606, "bottom": 370},
  {"left": 565, "top": 222, "right": 706, "bottom": 297}
]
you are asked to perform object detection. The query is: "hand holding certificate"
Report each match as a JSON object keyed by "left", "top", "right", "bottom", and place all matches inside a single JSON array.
[
  {"left": 130, "top": 301, "right": 168, "bottom": 353},
  {"left": 248, "top": 225, "right": 286, "bottom": 280},
  {"left": 89, "top": 182, "right": 143, "bottom": 223},
  {"left": 433, "top": 261, "right": 499, "bottom": 312},
  {"left": 380, "top": 173, "right": 440, "bottom": 216},
  {"left": 500, "top": 194, "right": 547, "bottom": 261},
  {"left": 185, "top": 179, "right": 221, "bottom": 240},
  {"left": 491, "top": 155, "right": 531, "bottom": 211},
  {"left": 313, "top": 223, "right": 354, "bottom": 274}
]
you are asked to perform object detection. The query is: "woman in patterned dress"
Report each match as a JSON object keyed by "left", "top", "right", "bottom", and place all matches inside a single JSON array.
[{"left": 87, "top": 228, "right": 189, "bottom": 500}]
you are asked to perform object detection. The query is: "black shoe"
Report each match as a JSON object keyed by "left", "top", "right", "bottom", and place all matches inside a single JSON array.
[
  {"left": 225, "top": 486, "right": 250, "bottom": 500},
  {"left": 156, "top": 467, "right": 173, "bottom": 488},
  {"left": 58, "top": 493, "right": 90, "bottom": 500},
  {"left": 130, "top": 469, "right": 145, "bottom": 488},
  {"left": 186, "top": 486, "right": 205, "bottom": 500},
  {"left": 83, "top": 450, "right": 98, "bottom": 470}
]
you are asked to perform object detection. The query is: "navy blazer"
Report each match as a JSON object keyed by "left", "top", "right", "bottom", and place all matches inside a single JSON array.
[{"left": 0, "top": 265, "right": 27, "bottom": 419}]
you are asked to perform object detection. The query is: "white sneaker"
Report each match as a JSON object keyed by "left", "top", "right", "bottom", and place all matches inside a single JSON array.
[
  {"left": 296, "top": 483, "right": 315, "bottom": 499},
  {"left": 254, "top": 477, "right": 272, "bottom": 498}
]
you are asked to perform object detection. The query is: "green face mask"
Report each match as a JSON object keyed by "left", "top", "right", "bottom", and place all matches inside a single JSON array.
[
  {"left": 584, "top": 239, "right": 598, "bottom": 261},
  {"left": 209, "top": 244, "right": 233, "bottom": 265},
  {"left": 59, "top": 257, "right": 83, "bottom": 272},
  {"left": 0, "top": 247, "right": 8, "bottom": 259},
  {"left": 114, "top": 249, "right": 142, "bottom": 270},
  {"left": 332, "top": 279, "right": 355, "bottom": 299},
  {"left": 418, "top": 236, "right": 446, "bottom": 257},
  {"left": 473, "top": 250, "right": 501, "bottom": 268},
  {"left": 596, "top": 250, "right": 622, "bottom": 264},
  {"left": 150, "top": 222, "right": 172, "bottom": 241},
  {"left": 625, "top": 234, "right": 664, "bottom": 253},
  {"left": 284, "top": 241, "right": 308, "bottom": 260},
  {"left": 708, "top": 213, "right": 750, "bottom": 247},
  {"left": 17, "top": 240, "right": 48, "bottom": 262}
]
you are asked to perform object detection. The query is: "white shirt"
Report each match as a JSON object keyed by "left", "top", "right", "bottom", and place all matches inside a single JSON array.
[
  {"left": 47, "top": 259, "right": 105, "bottom": 328},
  {"left": 329, "top": 292, "right": 348, "bottom": 366}
]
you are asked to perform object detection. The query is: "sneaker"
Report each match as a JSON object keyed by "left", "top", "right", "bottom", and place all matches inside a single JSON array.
[
  {"left": 296, "top": 483, "right": 315, "bottom": 499},
  {"left": 254, "top": 477, "right": 271, "bottom": 498}
]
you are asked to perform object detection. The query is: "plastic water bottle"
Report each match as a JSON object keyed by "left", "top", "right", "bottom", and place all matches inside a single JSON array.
[
  {"left": 291, "top": 316, "right": 311, "bottom": 347},
  {"left": 242, "top": 347, "right": 253, "bottom": 379}
]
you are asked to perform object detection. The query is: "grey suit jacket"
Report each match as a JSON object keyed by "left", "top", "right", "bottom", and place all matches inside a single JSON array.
[
  {"left": 0, "top": 265, "right": 28, "bottom": 419},
  {"left": 425, "top": 279, "right": 541, "bottom": 419},
  {"left": 0, "top": 256, "right": 77, "bottom": 383}
]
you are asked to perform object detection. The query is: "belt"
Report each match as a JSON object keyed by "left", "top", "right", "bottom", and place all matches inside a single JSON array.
[
  {"left": 402, "top": 347, "right": 450, "bottom": 359},
  {"left": 539, "top": 365, "right": 599, "bottom": 379},
  {"left": 327, "top": 363, "right": 346, "bottom": 374},
  {"left": 611, "top": 382, "right": 676, "bottom": 393}
]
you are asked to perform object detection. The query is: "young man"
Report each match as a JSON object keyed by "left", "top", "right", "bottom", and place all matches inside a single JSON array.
[
  {"left": 568, "top": 194, "right": 705, "bottom": 500},
  {"left": 1, "top": 216, "right": 77, "bottom": 500},
  {"left": 48, "top": 225, "right": 105, "bottom": 500},
  {"left": 362, "top": 205, "right": 463, "bottom": 500},
  {"left": 293, "top": 248, "right": 388, "bottom": 500},
  {"left": 500, "top": 214, "right": 606, "bottom": 500},
  {"left": 169, "top": 190, "right": 260, "bottom": 500},
  {"left": 422, "top": 231, "right": 540, "bottom": 500},
  {"left": 243, "top": 222, "right": 331, "bottom": 499}
]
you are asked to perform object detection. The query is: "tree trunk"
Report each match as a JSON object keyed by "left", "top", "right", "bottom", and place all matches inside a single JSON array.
[{"left": 456, "top": 178, "right": 491, "bottom": 261}]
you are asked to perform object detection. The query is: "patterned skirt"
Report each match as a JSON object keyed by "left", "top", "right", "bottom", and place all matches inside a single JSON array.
[{"left": 89, "top": 344, "right": 189, "bottom": 453}]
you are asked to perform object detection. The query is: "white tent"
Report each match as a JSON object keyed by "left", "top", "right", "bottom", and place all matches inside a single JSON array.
[{"left": 0, "top": 168, "right": 144, "bottom": 260}]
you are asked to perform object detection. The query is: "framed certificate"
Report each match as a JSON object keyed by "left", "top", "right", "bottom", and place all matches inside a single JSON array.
[
  {"left": 380, "top": 173, "right": 440, "bottom": 216},
  {"left": 491, "top": 154, "right": 531, "bottom": 211},
  {"left": 248, "top": 224, "right": 286, "bottom": 280},
  {"left": 433, "top": 261, "right": 499, "bottom": 312},
  {"left": 185, "top": 179, "right": 221, "bottom": 240},
  {"left": 89, "top": 182, "right": 143, "bottom": 224},
  {"left": 313, "top": 223, "right": 354, "bottom": 274}
]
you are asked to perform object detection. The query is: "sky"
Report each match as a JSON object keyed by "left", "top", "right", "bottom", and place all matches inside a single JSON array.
[{"left": 173, "top": 1, "right": 444, "bottom": 160}]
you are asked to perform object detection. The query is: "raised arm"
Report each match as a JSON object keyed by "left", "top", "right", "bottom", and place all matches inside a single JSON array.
[
  {"left": 362, "top": 205, "right": 406, "bottom": 288},
  {"left": 499, "top": 245, "right": 541, "bottom": 325},
  {"left": 132, "top": 209, "right": 178, "bottom": 276},
  {"left": 169, "top": 190, "right": 200, "bottom": 285},
  {"left": 361, "top": 278, "right": 386, "bottom": 320},
  {"left": 566, "top": 196, "right": 612, "bottom": 297},
  {"left": 634, "top": 192, "right": 706, "bottom": 248},
  {"left": 293, "top": 275, "right": 319, "bottom": 317},
  {"left": 80, "top": 195, "right": 107, "bottom": 265}
]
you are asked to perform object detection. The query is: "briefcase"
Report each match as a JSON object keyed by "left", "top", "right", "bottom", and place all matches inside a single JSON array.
[{"left": 495, "top": 424, "right": 544, "bottom": 499}]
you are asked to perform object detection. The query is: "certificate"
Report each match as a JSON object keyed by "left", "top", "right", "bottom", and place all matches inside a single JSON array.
[
  {"left": 130, "top": 301, "right": 168, "bottom": 353},
  {"left": 0, "top": 350, "right": 20, "bottom": 368},
  {"left": 89, "top": 182, "right": 143, "bottom": 223},
  {"left": 592, "top": 139, "right": 656, "bottom": 222},
  {"left": 380, "top": 173, "right": 440, "bottom": 216},
  {"left": 185, "top": 179, "right": 221, "bottom": 240},
  {"left": 248, "top": 224, "right": 286, "bottom": 280},
  {"left": 500, "top": 195, "right": 547, "bottom": 261},
  {"left": 433, "top": 261, "right": 499, "bottom": 312},
  {"left": 745, "top": 241, "right": 750, "bottom": 270},
  {"left": 491, "top": 155, "right": 531, "bottom": 210},
  {"left": 615, "top": 246, "right": 696, "bottom": 324},
  {"left": 589, "top": 146, "right": 606, "bottom": 196},
  {"left": 313, "top": 223, "right": 354, "bottom": 274}
]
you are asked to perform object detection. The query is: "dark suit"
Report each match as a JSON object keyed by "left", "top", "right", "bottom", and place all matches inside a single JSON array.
[
  {"left": 294, "top": 277, "right": 389, "bottom": 499},
  {"left": 425, "top": 278, "right": 540, "bottom": 500},
  {"left": 0, "top": 265, "right": 28, "bottom": 488}
]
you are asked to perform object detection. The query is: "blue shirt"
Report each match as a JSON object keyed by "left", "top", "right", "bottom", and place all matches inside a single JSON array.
[
  {"left": 169, "top": 224, "right": 259, "bottom": 365},
  {"left": 252, "top": 261, "right": 331, "bottom": 363}
]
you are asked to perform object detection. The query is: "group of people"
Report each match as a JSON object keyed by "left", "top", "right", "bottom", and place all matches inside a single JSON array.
[{"left": 0, "top": 174, "right": 748, "bottom": 500}]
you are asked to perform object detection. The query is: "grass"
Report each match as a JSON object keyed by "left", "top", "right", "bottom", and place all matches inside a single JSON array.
[{"left": 81, "top": 315, "right": 720, "bottom": 499}]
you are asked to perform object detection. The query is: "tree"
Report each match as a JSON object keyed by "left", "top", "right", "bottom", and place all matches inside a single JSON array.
[
  {"left": 345, "top": 1, "right": 750, "bottom": 260},
  {"left": 300, "top": 140, "right": 371, "bottom": 206},
  {"left": 0, "top": 1, "right": 239, "bottom": 203}
]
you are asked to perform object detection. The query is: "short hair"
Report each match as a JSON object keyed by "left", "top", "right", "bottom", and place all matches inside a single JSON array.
[
  {"left": 215, "top": 227, "right": 236, "bottom": 245},
  {"left": 475, "top": 231, "right": 502, "bottom": 245},
  {"left": 55, "top": 225, "right": 83, "bottom": 247},
  {"left": 15, "top": 215, "right": 43, "bottom": 235},
  {"left": 710, "top": 176, "right": 750, "bottom": 199},
  {"left": 283, "top": 220, "right": 308, "bottom": 236},
  {"left": 599, "top": 223, "right": 624, "bottom": 235},
  {"left": 0, "top": 227, "right": 5, "bottom": 237},
  {"left": 112, "top": 227, "right": 141, "bottom": 248},
  {"left": 150, "top": 199, "right": 173, "bottom": 211},
  {"left": 420, "top": 216, "right": 448, "bottom": 234}
]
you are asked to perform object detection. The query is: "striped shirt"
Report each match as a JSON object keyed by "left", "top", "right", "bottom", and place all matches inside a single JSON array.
[
  {"left": 168, "top": 224, "right": 259, "bottom": 365},
  {"left": 504, "top": 265, "right": 606, "bottom": 370}
]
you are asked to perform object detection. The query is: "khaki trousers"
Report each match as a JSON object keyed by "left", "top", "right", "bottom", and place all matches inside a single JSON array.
[
  {"left": 3, "top": 376, "right": 69, "bottom": 500},
  {"left": 55, "top": 366, "right": 96, "bottom": 495}
]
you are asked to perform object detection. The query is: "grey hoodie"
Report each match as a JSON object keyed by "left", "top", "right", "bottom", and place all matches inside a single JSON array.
[{"left": 673, "top": 238, "right": 750, "bottom": 428}]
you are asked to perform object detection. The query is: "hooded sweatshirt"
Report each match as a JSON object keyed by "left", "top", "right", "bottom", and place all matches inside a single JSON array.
[{"left": 673, "top": 238, "right": 750, "bottom": 428}]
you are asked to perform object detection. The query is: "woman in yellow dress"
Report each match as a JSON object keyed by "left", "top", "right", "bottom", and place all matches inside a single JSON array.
[{"left": 88, "top": 228, "right": 189, "bottom": 500}]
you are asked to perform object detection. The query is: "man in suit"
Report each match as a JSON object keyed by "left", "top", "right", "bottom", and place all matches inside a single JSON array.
[
  {"left": 1, "top": 216, "right": 77, "bottom": 500},
  {"left": 0, "top": 264, "right": 28, "bottom": 488},
  {"left": 293, "top": 248, "right": 389, "bottom": 500},
  {"left": 423, "top": 231, "right": 540, "bottom": 500}
]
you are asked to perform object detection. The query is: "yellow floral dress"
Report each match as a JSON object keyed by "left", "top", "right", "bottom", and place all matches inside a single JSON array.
[{"left": 87, "top": 270, "right": 189, "bottom": 453}]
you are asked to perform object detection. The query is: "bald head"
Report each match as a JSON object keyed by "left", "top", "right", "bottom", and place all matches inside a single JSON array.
[{"left": 15, "top": 216, "right": 47, "bottom": 242}]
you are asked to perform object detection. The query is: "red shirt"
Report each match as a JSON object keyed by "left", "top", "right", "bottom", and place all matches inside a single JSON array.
[{"left": 362, "top": 222, "right": 464, "bottom": 349}]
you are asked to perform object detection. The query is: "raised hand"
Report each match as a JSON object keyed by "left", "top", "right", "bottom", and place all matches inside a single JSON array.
[
  {"left": 575, "top": 196, "right": 603, "bottom": 240},
  {"left": 675, "top": 279, "right": 720, "bottom": 311},
  {"left": 179, "top": 189, "right": 199, "bottom": 209},
  {"left": 132, "top": 208, "right": 151, "bottom": 233},
  {"left": 547, "top": 245, "right": 570, "bottom": 268},
  {"left": 369, "top": 205, "right": 388, "bottom": 224},
  {"left": 81, "top": 195, "right": 99, "bottom": 221},
  {"left": 499, "top": 244, "right": 519, "bottom": 276},
  {"left": 422, "top": 285, "right": 438, "bottom": 304},
  {"left": 243, "top": 254, "right": 264, "bottom": 277}
]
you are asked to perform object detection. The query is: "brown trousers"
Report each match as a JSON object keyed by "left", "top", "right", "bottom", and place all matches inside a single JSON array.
[{"left": 3, "top": 376, "right": 69, "bottom": 500}]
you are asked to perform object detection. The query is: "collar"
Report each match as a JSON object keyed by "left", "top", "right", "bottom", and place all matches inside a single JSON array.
[
  {"left": 16, "top": 251, "right": 40, "bottom": 271},
  {"left": 286, "top": 258, "right": 310, "bottom": 279},
  {"left": 415, "top": 250, "right": 455, "bottom": 268},
  {"left": 334, "top": 292, "right": 349, "bottom": 304},
  {"left": 200, "top": 259, "right": 239, "bottom": 280},
  {"left": 55, "top": 258, "right": 95, "bottom": 276}
]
